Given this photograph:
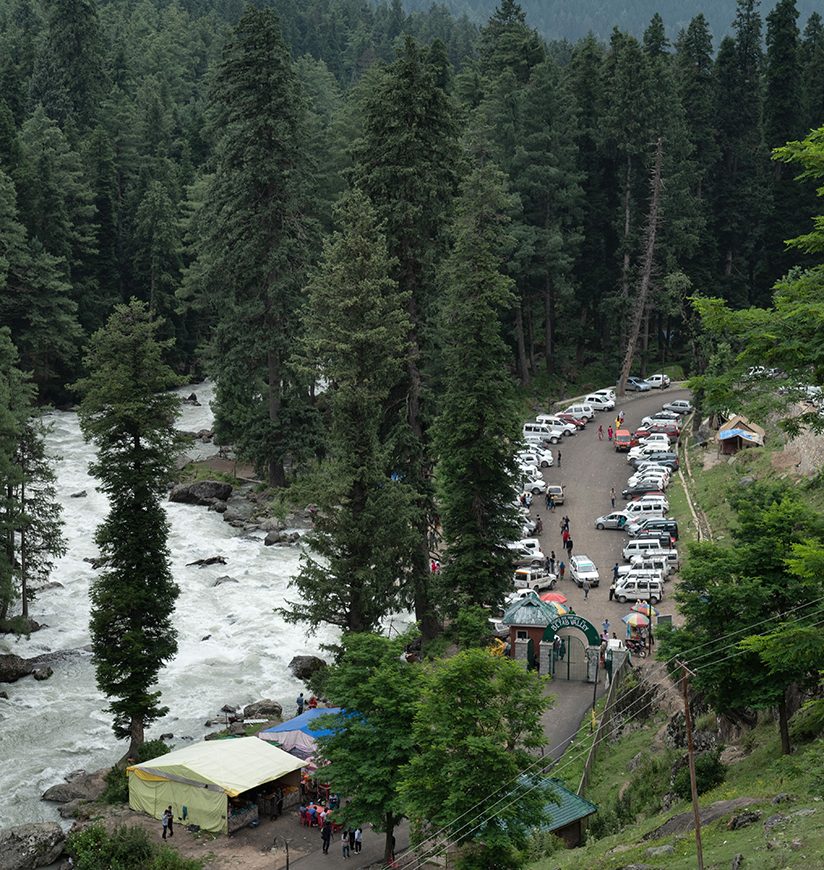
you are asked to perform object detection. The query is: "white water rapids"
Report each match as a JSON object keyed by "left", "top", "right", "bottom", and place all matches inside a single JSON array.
[{"left": 0, "top": 382, "right": 341, "bottom": 829}]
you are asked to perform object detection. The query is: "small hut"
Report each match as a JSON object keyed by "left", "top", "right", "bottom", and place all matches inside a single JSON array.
[
  {"left": 717, "top": 415, "right": 765, "bottom": 455},
  {"left": 502, "top": 593, "right": 558, "bottom": 669}
]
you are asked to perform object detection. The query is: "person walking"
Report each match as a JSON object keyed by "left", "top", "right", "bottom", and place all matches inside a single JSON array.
[
  {"left": 598, "top": 424, "right": 604, "bottom": 440},
  {"left": 565, "top": 537, "right": 573, "bottom": 557},
  {"left": 161, "top": 808, "right": 170, "bottom": 840},
  {"left": 545, "top": 492, "right": 552, "bottom": 511},
  {"left": 619, "top": 410, "right": 625, "bottom": 424},
  {"left": 348, "top": 828, "right": 356, "bottom": 854},
  {"left": 562, "top": 515, "right": 570, "bottom": 532},
  {"left": 609, "top": 584, "right": 615, "bottom": 601},
  {"left": 296, "top": 692, "right": 305, "bottom": 716},
  {"left": 321, "top": 820, "right": 332, "bottom": 854},
  {"left": 166, "top": 806, "right": 174, "bottom": 838},
  {"left": 561, "top": 528, "right": 569, "bottom": 547},
  {"left": 602, "top": 618, "right": 610, "bottom": 636},
  {"left": 354, "top": 828, "right": 363, "bottom": 854},
  {"left": 582, "top": 578, "right": 590, "bottom": 599},
  {"left": 610, "top": 487, "right": 616, "bottom": 509},
  {"left": 607, "top": 425, "right": 613, "bottom": 441},
  {"left": 534, "top": 514, "right": 543, "bottom": 534},
  {"left": 549, "top": 551, "right": 556, "bottom": 574},
  {"left": 559, "top": 560, "right": 565, "bottom": 581},
  {"left": 612, "top": 562, "right": 620, "bottom": 583},
  {"left": 342, "top": 830, "right": 350, "bottom": 859},
  {"left": 557, "top": 450, "right": 562, "bottom": 468}
]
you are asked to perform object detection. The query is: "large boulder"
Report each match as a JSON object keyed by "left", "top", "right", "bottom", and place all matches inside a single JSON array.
[
  {"left": 41, "top": 769, "right": 107, "bottom": 804},
  {"left": 0, "top": 654, "right": 33, "bottom": 684},
  {"left": 289, "top": 655, "right": 327, "bottom": 682},
  {"left": 169, "top": 480, "right": 233, "bottom": 506},
  {"left": 244, "top": 699, "right": 283, "bottom": 719},
  {"left": 0, "top": 822, "right": 65, "bottom": 870},
  {"left": 222, "top": 495, "right": 256, "bottom": 526}
]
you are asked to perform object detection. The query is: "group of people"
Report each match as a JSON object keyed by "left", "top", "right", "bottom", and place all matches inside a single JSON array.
[
  {"left": 161, "top": 805, "right": 175, "bottom": 839},
  {"left": 295, "top": 692, "right": 320, "bottom": 715},
  {"left": 321, "top": 822, "right": 363, "bottom": 858},
  {"left": 596, "top": 411, "right": 626, "bottom": 441}
]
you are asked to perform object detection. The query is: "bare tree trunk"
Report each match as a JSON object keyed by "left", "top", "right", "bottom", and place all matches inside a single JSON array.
[
  {"left": 514, "top": 304, "right": 530, "bottom": 387},
  {"left": 544, "top": 277, "right": 553, "bottom": 373},
  {"left": 267, "top": 349, "right": 286, "bottom": 487},
  {"left": 620, "top": 153, "right": 633, "bottom": 300},
  {"left": 383, "top": 813, "right": 397, "bottom": 864},
  {"left": 777, "top": 689, "right": 792, "bottom": 756},
  {"left": 640, "top": 306, "right": 650, "bottom": 377},
  {"left": 617, "top": 139, "right": 664, "bottom": 397}
]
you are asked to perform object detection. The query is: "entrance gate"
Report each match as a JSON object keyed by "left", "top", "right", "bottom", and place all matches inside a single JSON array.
[{"left": 553, "top": 633, "right": 588, "bottom": 681}]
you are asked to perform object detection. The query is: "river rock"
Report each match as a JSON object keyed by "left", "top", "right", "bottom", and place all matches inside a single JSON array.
[
  {"left": 222, "top": 495, "right": 255, "bottom": 526},
  {"left": 208, "top": 500, "right": 228, "bottom": 514},
  {"left": 646, "top": 845, "right": 674, "bottom": 857},
  {"left": 244, "top": 699, "right": 283, "bottom": 719},
  {"left": 289, "top": 655, "right": 327, "bottom": 682},
  {"left": 170, "top": 480, "right": 233, "bottom": 506},
  {"left": 182, "top": 392, "right": 200, "bottom": 406},
  {"left": 211, "top": 575, "right": 238, "bottom": 587},
  {"left": 0, "top": 654, "right": 33, "bottom": 683},
  {"left": 0, "top": 691, "right": 8, "bottom": 699},
  {"left": 228, "top": 721, "right": 246, "bottom": 736},
  {"left": 42, "top": 769, "right": 106, "bottom": 804},
  {"left": 69, "top": 490, "right": 87, "bottom": 498},
  {"left": 83, "top": 556, "right": 108, "bottom": 569},
  {"left": 264, "top": 530, "right": 285, "bottom": 546},
  {"left": 186, "top": 555, "right": 227, "bottom": 568},
  {"left": 32, "top": 667, "right": 53, "bottom": 681},
  {"left": 0, "top": 822, "right": 66, "bottom": 869}
]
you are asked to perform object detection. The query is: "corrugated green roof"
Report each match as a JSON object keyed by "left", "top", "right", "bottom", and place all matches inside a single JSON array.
[
  {"left": 542, "top": 779, "right": 598, "bottom": 831},
  {"left": 502, "top": 595, "right": 557, "bottom": 626}
]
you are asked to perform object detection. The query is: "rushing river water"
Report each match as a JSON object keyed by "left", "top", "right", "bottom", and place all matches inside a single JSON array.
[{"left": 0, "top": 382, "right": 340, "bottom": 829}]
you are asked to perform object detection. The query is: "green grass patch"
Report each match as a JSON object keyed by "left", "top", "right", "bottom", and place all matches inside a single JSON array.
[{"left": 176, "top": 461, "right": 240, "bottom": 486}]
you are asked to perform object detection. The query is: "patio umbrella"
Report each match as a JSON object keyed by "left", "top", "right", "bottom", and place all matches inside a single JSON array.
[
  {"left": 622, "top": 611, "right": 650, "bottom": 627},
  {"left": 545, "top": 600, "right": 567, "bottom": 615},
  {"left": 540, "top": 591, "right": 568, "bottom": 604},
  {"left": 631, "top": 602, "right": 659, "bottom": 618}
]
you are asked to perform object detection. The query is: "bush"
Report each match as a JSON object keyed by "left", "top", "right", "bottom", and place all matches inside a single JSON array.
[
  {"left": 790, "top": 698, "right": 824, "bottom": 743},
  {"left": 102, "top": 740, "right": 171, "bottom": 804},
  {"left": 453, "top": 606, "right": 492, "bottom": 650},
  {"left": 67, "top": 825, "right": 203, "bottom": 870},
  {"left": 672, "top": 750, "right": 726, "bottom": 800}
]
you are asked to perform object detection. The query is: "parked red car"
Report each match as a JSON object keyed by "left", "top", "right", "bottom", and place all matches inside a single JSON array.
[{"left": 557, "top": 412, "right": 587, "bottom": 430}]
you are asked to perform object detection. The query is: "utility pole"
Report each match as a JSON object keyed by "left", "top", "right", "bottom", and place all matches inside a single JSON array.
[{"left": 678, "top": 661, "right": 704, "bottom": 870}]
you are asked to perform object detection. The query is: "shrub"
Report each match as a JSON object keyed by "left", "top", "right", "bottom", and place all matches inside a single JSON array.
[
  {"left": 790, "top": 697, "right": 824, "bottom": 743},
  {"left": 453, "top": 606, "right": 492, "bottom": 650},
  {"left": 67, "top": 825, "right": 203, "bottom": 870},
  {"left": 672, "top": 750, "right": 726, "bottom": 800}
]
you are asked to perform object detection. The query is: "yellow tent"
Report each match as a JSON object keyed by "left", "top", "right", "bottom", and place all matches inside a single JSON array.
[{"left": 127, "top": 737, "right": 304, "bottom": 834}]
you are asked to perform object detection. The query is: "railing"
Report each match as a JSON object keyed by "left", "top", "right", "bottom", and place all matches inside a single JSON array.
[{"left": 577, "top": 651, "right": 630, "bottom": 797}]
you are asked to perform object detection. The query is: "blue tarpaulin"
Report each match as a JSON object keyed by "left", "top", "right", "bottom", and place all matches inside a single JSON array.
[
  {"left": 258, "top": 708, "right": 344, "bottom": 756},
  {"left": 718, "top": 428, "right": 761, "bottom": 443}
]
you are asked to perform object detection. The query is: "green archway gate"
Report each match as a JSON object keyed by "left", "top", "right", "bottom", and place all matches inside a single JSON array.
[{"left": 543, "top": 613, "right": 601, "bottom": 682}]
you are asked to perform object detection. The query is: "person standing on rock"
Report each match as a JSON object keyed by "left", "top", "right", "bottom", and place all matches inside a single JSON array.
[{"left": 296, "top": 693, "right": 305, "bottom": 716}]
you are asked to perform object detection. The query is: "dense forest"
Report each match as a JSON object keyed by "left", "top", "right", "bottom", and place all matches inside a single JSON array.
[{"left": 404, "top": 0, "right": 821, "bottom": 42}]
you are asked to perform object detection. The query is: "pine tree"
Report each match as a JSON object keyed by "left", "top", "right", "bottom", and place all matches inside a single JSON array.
[
  {"left": 479, "top": 0, "right": 544, "bottom": 84},
  {"left": 510, "top": 59, "right": 583, "bottom": 372},
  {"left": 29, "top": 0, "right": 104, "bottom": 131},
  {"left": 75, "top": 300, "right": 181, "bottom": 758},
  {"left": 15, "top": 106, "right": 99, "bottom": 333},
  {"left": 184, "top": 7, "right": 313, "bottom": 487},
  {"left": 284, "top": 190, "right": 417, "bottom": 635},
  {"left": 800, "top": 13, "right": 824, "bottom": 133},
  {"left": 0, "top": 328, "right": 34, "bottom": 622},
  {"left": 765, "top": 0, "right": 804, "bottom": 282},
  {"left": 0, "top": 98, "right": 20, "bottom": 173},
  {"left": 0, "top": 169, "right": 80, "bottom": 395},
  {"left": 433, "top": 164, "right": 522, "bottom": 612},
  {"left": 353, "top": 36, "right": 461, "bottom": 639}
]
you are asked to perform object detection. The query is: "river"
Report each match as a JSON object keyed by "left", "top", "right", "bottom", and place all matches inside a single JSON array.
[{"left": 0, "top": 382, "right": 340, "bottom": 828}]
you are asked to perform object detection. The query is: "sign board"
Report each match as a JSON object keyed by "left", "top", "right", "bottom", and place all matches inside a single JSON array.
[{"left": 543, "top": 613, "right": 601, "bottom": 647}]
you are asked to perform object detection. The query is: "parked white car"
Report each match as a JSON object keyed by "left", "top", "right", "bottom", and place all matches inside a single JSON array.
[
  {"left": 593, "top": 388, "right": 616, "bottom": 403},
  {"left": 569, "top": 555, "right": 600, "bottom": 587},
  {"left": 627, "top": 470, "right": 670, "bottom": 488},
  {"left": 518, "top": 447, "right": 554, "bottom": 468},
  {"left": 638, "top": 433, "right": 672, "bottom": 449},
  {"left": 512, "top": 567, "right": 556, "bottom": 592},
  {"left": 584, "top": 393, "right": 615, "bottom": 411},
  {"left": 523, "top": 422, "right": 564, "bottom": 444},
  {"left": 641, "top": 411, "right": 680, "bottom": 427},
  {"left": 535, "top": 415, "right": 577, "bottom": 437},
  {"left": 645, "top": 373, "right": 671, "bottom": 389},
  {"left": 508, "top": 542, "right": 546, "bottom": 567},
  {"left": 627, "top": 444, "right": 665, "bottom": 462},
  {"left": 520, "top": 478, "right": 548, "bottom": 496}
]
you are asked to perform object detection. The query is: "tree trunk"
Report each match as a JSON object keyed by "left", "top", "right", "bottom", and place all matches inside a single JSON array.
[
  {"left": 267, "top": 348, "right": 286, "bottom": 487},
  {"left": 544, "top": 276, "right": 554, "bottom": 372},
  {"left": 620, "top": 153, "right": 633, "bottom": 300},
  {"left": 20, "top": 483, "right": 27, "bottom": 621},
  {"left": 777, "top": 689, "right": 792, "bottom": 756},
  {"left": 128, "top": 714, "right": 145, "bottom": 760},
  {"left": 617, "top": 139, "right": 664, "bottom": 397},
  {"left": 383, "top": 813, "right": 396, "bottom": 864},
  {"left": 514, "top": 304, "right": 530, "bottom": 387},
  {"left": 640, "top": 306, "right": 650, "bottom": 377}
]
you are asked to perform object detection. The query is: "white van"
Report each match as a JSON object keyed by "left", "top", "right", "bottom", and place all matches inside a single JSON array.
[
  {"left": 628, "top": 554, "right": 673, "bottom": 577},
  {"left": 611, "top": 575, "right": 665, "bottom": 604},
  {"left": 623, "top": 500, "right": 667, "bottom": 520},
  {"left": 632, "top": 494, "right": 670, "bottom": 510},
  {"left": 523, "top": 422, "right": 562, "bottom": 444},
  {"left": 623, "top": 538, "right": 674, "bottom": 561},
  {"left": 562, "top": 403, "right": 595, "bottom": 421},
  {"left": 535, "top": 415, "right": 577, "bottom": 436}
]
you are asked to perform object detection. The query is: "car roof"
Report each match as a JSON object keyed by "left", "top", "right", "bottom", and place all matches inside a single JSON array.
[{"left": 573, "top": 556, "right": 595, "bottom": 567}]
